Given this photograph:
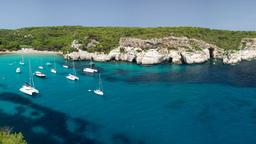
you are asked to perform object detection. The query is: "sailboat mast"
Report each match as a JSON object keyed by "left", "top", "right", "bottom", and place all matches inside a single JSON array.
[
  {"left": 54, "top": 55, "right": 56, "bottom": 69},
  {"left": 99, "top": 74, "right": 103, "bottom": 91},
  {"left": 28, "top": 60, "right": 34, "bottom": 87},
  {"left": 73, "top": 61, "right": 76, "bottom": 76}
]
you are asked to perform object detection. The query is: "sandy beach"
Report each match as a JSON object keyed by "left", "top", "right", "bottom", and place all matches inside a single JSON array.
[{"left": 0, "top": 48, "right": 62, "bottom": 55}]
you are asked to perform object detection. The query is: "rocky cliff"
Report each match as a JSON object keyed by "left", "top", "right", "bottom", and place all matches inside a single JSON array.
[
  {"left": 223, "top": 38, "right": 256, "bottom": 64},
  {"left": 66, "top": 36, "right": 256, "bottom": 65}
]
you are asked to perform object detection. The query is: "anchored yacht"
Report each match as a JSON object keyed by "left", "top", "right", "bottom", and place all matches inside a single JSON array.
[
  {"left": 66, "top": 61, "right": 79, "bottom": 81},
  {"left": 94, "top": 74, "right": 104, "bottom": 96},
  {"left": 19, "top": 60, "right": 39, "bottom": 95}
]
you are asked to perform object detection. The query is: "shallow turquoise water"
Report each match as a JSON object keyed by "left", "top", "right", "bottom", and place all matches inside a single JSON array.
[{"left": 1, "top": 54, "right": 256, "bottom": 144}]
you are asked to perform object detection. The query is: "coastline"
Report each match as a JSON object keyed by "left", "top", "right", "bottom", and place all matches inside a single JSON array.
[{"left": 0, "top": 48, "right": 62, "bottom": 55}]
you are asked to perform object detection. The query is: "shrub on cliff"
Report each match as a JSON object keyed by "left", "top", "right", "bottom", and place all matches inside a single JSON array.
[
  {"left": 1, "top": 26, "right": 256, "bottom": 53},
  {"left": 0, "top": 128, "right": 27, "bottom": 144}
]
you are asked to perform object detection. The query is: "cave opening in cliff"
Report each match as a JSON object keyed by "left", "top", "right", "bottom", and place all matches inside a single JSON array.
[
  {"left": 209, "top": 48, "right": 214, "bottom": 58},
  {"left": 169, "top": 57, "right": 173, "bottom": 63}
]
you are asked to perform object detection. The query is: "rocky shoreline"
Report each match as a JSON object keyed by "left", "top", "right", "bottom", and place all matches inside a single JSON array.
[
  {"left": 66, "top": 36, "right": 256, "bottom": 65},
  {"left": 2, "top": 36, "right": 256, "bottom": 65}
]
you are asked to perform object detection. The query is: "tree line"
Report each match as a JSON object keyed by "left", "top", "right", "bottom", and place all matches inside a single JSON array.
[{"left": 1, "top": 26, "right": 256, "bottom": 53}]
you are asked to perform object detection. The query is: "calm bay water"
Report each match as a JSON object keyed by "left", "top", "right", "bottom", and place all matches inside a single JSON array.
[{"left": 1, "top": 54, "right": 256, "bottom": 144}]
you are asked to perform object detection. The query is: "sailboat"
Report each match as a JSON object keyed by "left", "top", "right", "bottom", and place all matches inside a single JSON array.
[
  {"left": 38, "top": 58, "right": 44, "bottom": 69},
  {"left": 94, "top": 74, "right": 104, "bottom": 96},
  {"left": 34, "top": 71, "right": 46, "bottom": 78},
  {"left": 83, "top": 60, "right": 98, "bottom": 73},
  {"left": 19, "top": 55, "right": 25, "bottom": 65},
  {"left": 63, "top": 51, "right": 69, "bottom": 68},
  {"left": 63, "top": 59, "right": 69, "bottom": 69},
  {"left": 16, "top": 67, "right": 21, "bottom": 73},
  {"left": 51, "top": 55, "right": 57, "bottom": 74},
  {"left": 66, "top": 61, "right": 79, "bottom": 81},
  {"left": 46, "top": 62, "right": 52, "bottom": 66},
  {"left": 19, "top": 60, "right": 39, "bottom": 95}
]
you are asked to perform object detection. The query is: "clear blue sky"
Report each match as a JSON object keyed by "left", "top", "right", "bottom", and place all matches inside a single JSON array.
[{"left": 0, "top": 0, "right": 255, "bottom": 30}]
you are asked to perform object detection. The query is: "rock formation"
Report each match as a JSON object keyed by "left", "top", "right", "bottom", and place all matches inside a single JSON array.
[
  {"left": 66, "top": 36, "right": 256, "bottom": 65},
  {"left": 223, "top": 38, "right": 256, "bottom": 64}
]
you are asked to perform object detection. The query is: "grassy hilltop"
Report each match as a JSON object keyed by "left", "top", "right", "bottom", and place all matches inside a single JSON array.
[{"left": 1, "top": 26, "right": 256, "bottom": 53}]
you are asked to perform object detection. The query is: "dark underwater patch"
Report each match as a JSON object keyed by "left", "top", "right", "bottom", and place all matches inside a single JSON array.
[{"left": 0, "top": 92, "right": 99, "bottom": 144}]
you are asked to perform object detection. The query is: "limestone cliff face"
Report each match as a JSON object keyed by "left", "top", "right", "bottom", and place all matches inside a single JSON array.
[
  {"left": 223, "top": 38, "right": 256, "bottom": 64},
  {"left": 109, "top": 36, "right": 222, "bottom": 64},
  {"left": 66, "top": 36, "right": 256, "bottom": 65}
]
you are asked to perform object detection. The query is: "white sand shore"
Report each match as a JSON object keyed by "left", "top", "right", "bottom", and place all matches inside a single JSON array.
[{"left": 0, "top": 48, "right": 62, "bottom": 55}]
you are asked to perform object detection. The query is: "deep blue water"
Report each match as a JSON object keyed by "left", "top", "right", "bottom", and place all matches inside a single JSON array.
[{"left": 1, "top": 54, "right": 256, "bottom": 144}]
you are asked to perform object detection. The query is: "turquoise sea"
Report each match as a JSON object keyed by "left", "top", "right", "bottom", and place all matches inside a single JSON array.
[{"left": 1, "top": 54, "right": 256, "bottom": 144}]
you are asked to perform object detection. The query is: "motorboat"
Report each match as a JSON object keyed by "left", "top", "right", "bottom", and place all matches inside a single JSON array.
[
  {"left": 83, "top": 60, "right": 98, "bottom": 73},
  {"left": 83, "top": 68, "right": 98, "bottom": 73}
]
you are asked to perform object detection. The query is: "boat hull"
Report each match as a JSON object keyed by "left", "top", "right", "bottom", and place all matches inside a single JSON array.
[
  {"left": 66, "top": 74, "right": 79, "bottom": 81},
  {"left": 94, "top": 89, "right": 104, "bottom": 96},
  {"left": 83, "top": 68, "right": 98, "bottom": 73},
  {"left": 19, "top": 86, "right": 39, "bottom": 95}
]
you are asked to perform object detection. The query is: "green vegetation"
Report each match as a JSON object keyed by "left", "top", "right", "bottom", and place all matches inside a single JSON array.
[
  {"left": 1, "top": 26, "right": 256, "bottom": 53},
  {"left": 0, "top": 128, "right": 27, "bottom": 144}
]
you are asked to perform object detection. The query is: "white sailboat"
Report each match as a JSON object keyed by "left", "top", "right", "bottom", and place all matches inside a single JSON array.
[
  {"left": 66, "top": 61, "right": 79, "bottom": 81},
  {"left": 94, "top": 74, "right": 104, "bottom": 96},
  {"left": 83, "top": 60, "right": 98, "bottom": 73},
  {"left": 19, "top": 60, "right": 39, "bottom": 95},
  {"left": 19, "top": 55, "right": 25, "bottom": 65},
  {"left": 34, "top": 71, "right": 46, "bottom": 78},
  {"left": 63, "top": 59, "right": 69, "bottom": 68},
  {"left": 51, "top": 55, "right": 57, "bottom": 74},
  {"left": 16, "top": 67, "right": 21, "bottom": 73},
  {"left": 38, "top": 58, "right": 44, "bottom": 69},
  {"left": 46, "top": 62, "right": 52, "bottom": 66}
]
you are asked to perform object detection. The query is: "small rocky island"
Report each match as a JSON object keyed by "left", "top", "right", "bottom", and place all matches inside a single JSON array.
[{"left": 67, "top": 36, "right": 256, "bottom": 65}]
